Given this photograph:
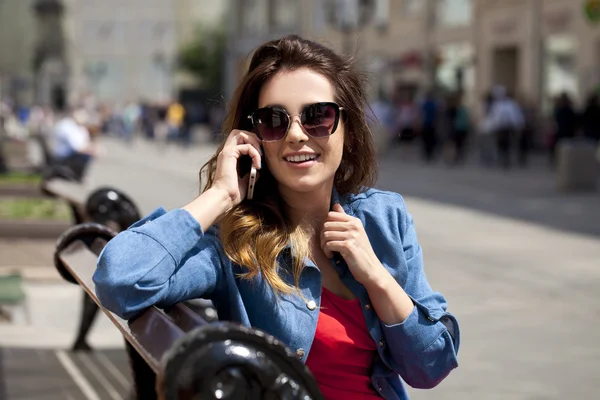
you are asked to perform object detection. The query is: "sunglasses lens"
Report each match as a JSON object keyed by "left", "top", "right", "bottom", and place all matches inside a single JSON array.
[
  {"left": 253, "top": 108, "right": 288, "bottom": 141},
  {"left": 301, "top": 103, "right": 339, "bottom": 137}
]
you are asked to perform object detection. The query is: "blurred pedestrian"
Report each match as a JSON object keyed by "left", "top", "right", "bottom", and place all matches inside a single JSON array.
[
  {"left": 419, "top": 91, "right": 439, "bottom": 162},
  {"left": 445, "top": 93, "right": 470, "bottom": 165},
  {"left": 488, "top": 86, "right": 524, "bottom": 169},
  {"left": 166, "top": 100, "right": 185, "bottom": 143},
  {"left": 550, "top": 92, "right": 578, "bottom": 166},
  {"left": 180, "top": 103, "right": 193, "bottom": 148},
  {"left": 581, "top": 92, "right": 600, "bottom": 144},
  {"left": 369, "top": 88, "right": 395, "bottom": 154},
  {"left": 50, "top": 109, "right": 99, "bottom": 181},
  {"left": 123, "top": 101, "right": 141, "bottom": 144},
  {"left": 478, "top": 92, "right": 496, "bottom": 167},
  {"left": 394, "top": 92, "right": 418, "bottom": 145},
  {"left": 517, "top": 95, "right": 537, "bottom": 167},
  {"left": 0, "top": 99, "right": 12, "bottom": 173}
]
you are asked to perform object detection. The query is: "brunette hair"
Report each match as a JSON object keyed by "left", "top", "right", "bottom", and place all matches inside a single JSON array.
[{"left": 200, "top": 35, "right": 377, "bottom": 295}]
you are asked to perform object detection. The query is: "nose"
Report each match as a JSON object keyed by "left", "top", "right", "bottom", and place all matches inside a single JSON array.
[{"left": 286, "top": 116, "right": 309, "bottom": 143}]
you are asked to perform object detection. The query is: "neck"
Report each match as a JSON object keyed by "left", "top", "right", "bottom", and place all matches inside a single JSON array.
[{"left": 279, "top": 181, "right": 333, "bottom": 233}]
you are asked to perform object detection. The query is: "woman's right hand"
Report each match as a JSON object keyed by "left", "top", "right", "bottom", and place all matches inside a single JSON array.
[{"left": 212, "top": 130, "right": 262, "bottom": 206}]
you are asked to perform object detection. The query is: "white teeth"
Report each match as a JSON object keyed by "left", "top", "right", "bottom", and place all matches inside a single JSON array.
[{"left": 286, "top": 154, "right": 317, "bottom": 163}]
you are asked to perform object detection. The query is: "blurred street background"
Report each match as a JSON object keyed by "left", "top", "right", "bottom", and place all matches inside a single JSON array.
[{"left": 1, "top": 0, "right": 600, "bottom": 399}]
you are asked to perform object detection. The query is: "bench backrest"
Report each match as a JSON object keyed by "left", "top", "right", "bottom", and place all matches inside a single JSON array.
[{"left": 55, "top": 224, "right": 324, "bottom": 400}]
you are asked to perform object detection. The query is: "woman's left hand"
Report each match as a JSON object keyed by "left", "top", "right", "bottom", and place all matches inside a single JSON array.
[{"left": 321, "top": 203, "right": 387, "bottom": 286}]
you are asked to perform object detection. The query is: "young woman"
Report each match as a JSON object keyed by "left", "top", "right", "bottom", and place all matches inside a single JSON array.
[{"left": 94, "top": 35, "right": 459, "bottom": 399}]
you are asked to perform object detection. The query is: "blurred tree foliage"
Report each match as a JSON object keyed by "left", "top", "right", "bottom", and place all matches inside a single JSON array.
[{"left": 178, "top": 27, "right": 227, "bottom": 96}]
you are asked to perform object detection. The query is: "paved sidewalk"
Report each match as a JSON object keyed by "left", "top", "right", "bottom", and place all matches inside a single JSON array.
[
  {"left": 1, "top": 347, "right": 131, "bottom": 400},
  {"left": 0, "top": 135, "right": 598, "bottom": 399},
  {"left": 0, "top": 281, "right": 124, "bottom": 349},
  {"left": 0, "top": 239, "right": 57, "bottom": 280},
  {"left": 378, "top": 146, "right": 600, "bottom": 237}
]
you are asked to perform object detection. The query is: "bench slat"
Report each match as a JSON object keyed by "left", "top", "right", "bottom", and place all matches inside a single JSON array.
[
  {"left": 43, "top": 179, "right": 88, "bottom": 205},
  {"left": 58, "top": 241, "right": 186, "bottom": 373},
  {"left": 164, "top": 303, "right": 209, "bottom": 333}
]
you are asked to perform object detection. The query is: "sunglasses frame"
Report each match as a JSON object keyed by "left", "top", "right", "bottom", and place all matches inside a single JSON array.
[{"left": 247, "top": 102, "right": 344, "bottom": 142}]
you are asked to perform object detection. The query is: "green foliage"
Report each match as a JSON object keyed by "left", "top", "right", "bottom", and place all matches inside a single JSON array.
[
  {"left": 0, "top": 172, "right": 42, "bottom": 185},
  {"left": 584, "top": 0, "right": 600, "bottom": 23},
  {"left": 0, "top": 198, "right": 71, "bottom": 221},
  {"left": 178, "top": 26, "right": 227, "bottom": 95}
]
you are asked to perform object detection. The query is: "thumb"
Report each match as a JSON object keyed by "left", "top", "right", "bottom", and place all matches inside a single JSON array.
[{"left": 332, "top": 203, "right": 345, "bottom": 213}]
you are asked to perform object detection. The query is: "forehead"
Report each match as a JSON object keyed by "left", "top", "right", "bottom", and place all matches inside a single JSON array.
[{"left": 258, "top": 68, "right": 335, "bottom": 110}]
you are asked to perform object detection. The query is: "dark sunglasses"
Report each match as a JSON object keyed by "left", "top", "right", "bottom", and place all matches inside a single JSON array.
[{"left": 247, "top": 102, "right": 344, "bottom": 142}]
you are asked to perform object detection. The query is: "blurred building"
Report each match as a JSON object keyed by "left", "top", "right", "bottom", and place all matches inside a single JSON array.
[
  {"left": 66, "top": 0, "right": 180, "bottom": 106},
  {"left": 173, "top": 0, "right": 229, "bottom": 92},
  {"left": 174, "top": 0, "right": 227, "bottom": 45},
  {"left": 225, "top": 0, "right": 476, "bottom": 104},
  {"left": 226, "top": 0, "right": 600, "bottom": 113},
  {"left": 476, "top": 0, "right": 600, "bottom": 111},
  {"left": 0, "top": 0, "right": 227, "bottom": 108},
  {"left": 0, "top": 0, "right": 41, "bottom": 106}
]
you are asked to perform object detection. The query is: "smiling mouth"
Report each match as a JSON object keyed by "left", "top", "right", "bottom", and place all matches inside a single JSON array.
[{"left": 284, "top": 154, "right": 320, "bottom": 163}]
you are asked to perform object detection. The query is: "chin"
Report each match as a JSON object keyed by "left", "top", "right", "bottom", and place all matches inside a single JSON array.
[{"left": 280, "top": 175, "right": 331, "bottom": 193}]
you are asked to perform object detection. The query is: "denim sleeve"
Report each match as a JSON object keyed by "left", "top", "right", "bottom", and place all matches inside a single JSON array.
[
  {"left": 380, "top": 196, "right": 460, "bottom": 389},
  {"left": 93, "top": 207, "right": 226, "bottom": 320}
]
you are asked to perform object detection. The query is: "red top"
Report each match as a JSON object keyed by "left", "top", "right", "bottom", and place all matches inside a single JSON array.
[{"left": 305, "top": 288, "right": 381, "bottom": 399}]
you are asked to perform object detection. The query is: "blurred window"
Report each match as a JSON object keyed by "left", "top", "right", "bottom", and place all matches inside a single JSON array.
[
  {"left": 544, "top": 35, "right": 578, "bottom": 111},
  {"left": 373, "top": 0, "right": 390, "bottom": 31},
  {"left": 403, "top": 0, "right": 423, "bottom": 15},
  {"left": 271, "top": 0, "right": 300, "bottom": 30},
  {"left": 436, "top": 42, "right": 474, "bottom": 93},
  {"left": 241, "top": 0, "right": 268, "bottom": 35},
  {"left": 435, "top": 0, "right": 472, "bottom": 27}
]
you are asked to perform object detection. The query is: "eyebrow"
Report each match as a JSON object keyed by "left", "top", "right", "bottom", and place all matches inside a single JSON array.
[
  {"left": 261, "top": 102, "right": 329, "bottom": 110},
  {"left": 262, "top": 103, "right": 287, "bottom": 109}
]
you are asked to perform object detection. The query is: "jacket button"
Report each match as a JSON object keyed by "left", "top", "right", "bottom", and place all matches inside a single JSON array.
[
  {"left": 296, "top": 348, "right": 305, "bottom": 358},
  {"left": 378, "top": 340, "right": 385, "bottom": 347},
  {"left": 365, "top": 304, "right": 372, "bottom": 310},
  {"left": 306, "top": 300, "right": 317, "bottom": 310}
]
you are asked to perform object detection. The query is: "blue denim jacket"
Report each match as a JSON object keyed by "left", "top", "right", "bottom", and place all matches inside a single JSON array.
[{"left": 93, "top": 188, "right": 459, "bottom": 399}]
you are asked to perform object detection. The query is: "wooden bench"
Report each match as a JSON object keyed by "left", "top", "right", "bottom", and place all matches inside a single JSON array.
[
  {"left": 42, "top": 176, "right": 145, "bottom": 350},
  {"left": 53, "top": 223, "right": 324, "bottom": 399}
]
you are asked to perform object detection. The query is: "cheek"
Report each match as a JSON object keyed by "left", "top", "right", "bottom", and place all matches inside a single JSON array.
[
  {"left": 263, "top": 143, "right": 280, "bottom": 169},
  {"left": 330, "top": 132, "right": 345, "bottom": 163}
]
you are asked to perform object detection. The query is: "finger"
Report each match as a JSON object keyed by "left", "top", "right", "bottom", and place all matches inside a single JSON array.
[
  {"left": 322, "top": 230, "right": 349, "bottom": 242},
  {"left": 332, "top": 203, "right": 346, "bottom": 214},
  {"left": 323, "top": 221, "right": 348, "bottom": 231},
  {"left": 236, "top": 131, "right": 263, "bottom": 154},
  {"left": 236, "top": 129, "right": 262, "bottom": 143},
  {"left": 323, "top": 241, "right": 348, "bottom": 257},
  {"left": 320, "top": 231, "right": 334, "bottom": 258},
  {"left": 327, "top": 211, "right": 353, "bottom": 222},
  {"left": 225, "top": 130, "right": 260, "bottom": 150},
  {"left": 232, "top": 144, "right": 262, "bottom": 169}
]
